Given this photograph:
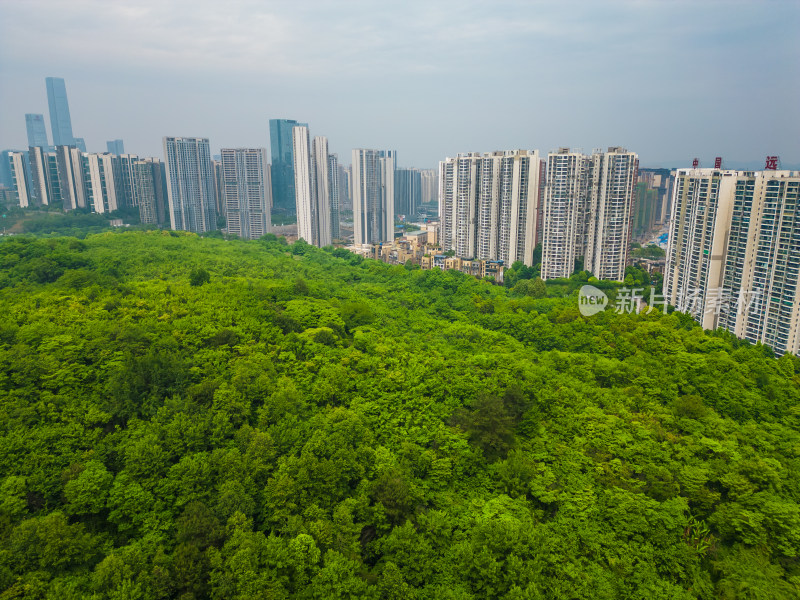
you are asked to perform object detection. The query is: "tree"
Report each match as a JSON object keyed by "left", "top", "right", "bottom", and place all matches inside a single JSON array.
[{"left": 189, "top": 267, "right": 211, "bottom": 286}]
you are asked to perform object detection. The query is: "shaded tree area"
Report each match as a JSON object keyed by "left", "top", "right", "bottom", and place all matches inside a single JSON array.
[{"left": 0, "top": 230, "right": 798, "bottom": 599}]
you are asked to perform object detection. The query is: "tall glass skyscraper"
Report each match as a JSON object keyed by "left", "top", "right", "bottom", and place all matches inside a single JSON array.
[
  {"left": 25, "top": 114, "right": 50, "bottom": 148},
  {"left": 269, "top": 118, "right": 307, "bottom": 216},
  {"left": 46, "top": 77, "right": 76, "bottom": 147}
]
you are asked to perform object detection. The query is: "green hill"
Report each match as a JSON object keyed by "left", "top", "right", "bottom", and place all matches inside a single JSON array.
[{"left": 0, "top": 230, "right": 798, "bottom": 599}]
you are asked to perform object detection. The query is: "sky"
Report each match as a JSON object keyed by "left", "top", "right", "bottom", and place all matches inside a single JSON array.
[{"left": 1, "top": 0, "right": 798, "bottom": 169}]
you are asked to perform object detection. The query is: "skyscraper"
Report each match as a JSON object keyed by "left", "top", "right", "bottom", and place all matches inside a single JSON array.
[
  {"left": 113, "top": 154, "right": 140, "bottom": 208},
  {"left": 55, "top": 145, "right": 88, "bottom": 210},
  {"left": 28, "top": 146, "right": 61, "bottom": 207},
  {"left": 84, "top": 153, "right": 119, "bottom": 214},
  {"left": 25, "top": 114, "right": 50, "bottom": 148},
  {"left": 439, "top": 150, "right": 542, "bottom": 266},
  {"left": 328, "top": 153, "right": 341, "bottom": 240},
  {"left": 541, "top": 147, "right": 638, "bottom": 280},
  {"left": 395, "top": 167, "right": 422, "bottom": 218},
  {"left": 134, "top": 158, "right": 169, "bottom": 226},
  {"left": 163, "top": 137, "right": 216, "bottom": 233},
  {"left": 8, "top": 152, "right": 32, "bottom": 208},
  {"left": 664, "top": 167, "right": 800, "bottom": 356},
  {"left": 352, "top": 149, "right": 395, "bottom": 245},
  {"left": 46, "top": 77, "right": 75, "bottom": 147},
  {"left": 269, "top": 118, "right": 308, "bottom": 217},
  {"left": 293, "top": 128, "right": 332, "bottom": 247},
  {"left": 107, "top": 140, "right": 125, "bottom": 155},
  {"left": 220, "top": 148, "right": 271, "bottom": 240},
  {"left": 584, "top": 148, "right": 638, "bottom": 280},
  {"left": 541, "top": 148, "right": 589, "bottom": 279},
  {"left": 420, "top": 169, "right": 438, "bottom": 206}
]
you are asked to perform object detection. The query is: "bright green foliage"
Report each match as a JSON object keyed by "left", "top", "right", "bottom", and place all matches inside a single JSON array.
[{"left": 0, "top": 230, "right": 798, "bottom": 598}]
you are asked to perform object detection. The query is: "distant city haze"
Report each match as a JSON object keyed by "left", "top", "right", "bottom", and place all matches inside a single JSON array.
[{"left": 1, "top": 0, "right": 798, "bottom": 168}]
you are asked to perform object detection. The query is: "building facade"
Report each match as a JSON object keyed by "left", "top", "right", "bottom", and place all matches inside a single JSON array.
[
  {"left": 8, "top": 152, "right": 32, "bottom": 208},
  {"left": 46, "top": 77, "right": 76, "bottom": 147},
  {"left": 584, "top": 147, "right": 639, "bottom": 280},
  {"left": 328, "top": 153, "right": 342, "bottom": 240},
  {"left": 439, "top": 150, "right": 542, "bottom": 266},
  {"left": 395, "top": 167, "right": 422, "bottom": 218},
  {"left": 84, "top": 152, "right": 119, "bottom": 214},
  {"left": 541, "top": 147, "right": 638, "bottom": 280},
  {"left": 293, "top": 128, "right": 333, "bottom": 247},
  {"left": 352, "top": 149, "right": 395, "bottom": 245},
  {"left": 25, "top": 114, "right": 50, "bottom": 149},
  {"left": 269, "top": 118, "right": 308, "bottom": 216},
  {"left": 163, "top": 137, "right": 216, "bottom": 233},
  {"left": 107, "top": 140, "right": 125, "bottom": 155},
  {"left": 664, "top": 168, "right": 800, "bottom": 356},
  {"left": 220, "top": 148, "right": 271, "bottom": 240}
]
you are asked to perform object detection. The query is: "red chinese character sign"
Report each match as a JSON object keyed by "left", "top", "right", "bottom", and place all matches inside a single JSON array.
[
  {"left": 765, "top": 156, "right": 780, "bottom": 170},
  {"left": 692, "top": 158, "right": 699, "bottom": 168},
  {"left": 714, "top": 157, "right": 722, "bottom": 169}
]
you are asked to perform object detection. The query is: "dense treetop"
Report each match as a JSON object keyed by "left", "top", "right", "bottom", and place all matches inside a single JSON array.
[{"left": 0, "top": 230, "right": 798, "bottom": 599}]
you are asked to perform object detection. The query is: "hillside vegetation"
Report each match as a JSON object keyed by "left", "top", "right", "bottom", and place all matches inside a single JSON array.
[{"left": 0, "top": 231, "right": 799, "bottom": 599}]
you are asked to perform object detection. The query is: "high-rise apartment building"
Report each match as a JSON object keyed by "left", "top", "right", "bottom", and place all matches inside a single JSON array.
[
  {"left": 107, "top": 140, "right": 125, "bottom": 155},
  {"left": 55, "top": 145, "right": 88, "bottom": 210},
  {"left": 25, "top": 114, "right": 50, "bottom": 149},
  {"left": 133, "top": 158, "right": 168, "bottom": 225},
  {"left": 269, "top": 118, "right": 308, "bottom": 216},
  {"left": 541, "top": 148, "right": 589, "bottom": 279},
  {"left": 112, "top": 154, "right": 140, "bottom": 208},
  {"left": 541, "top": 147, "right": 638, "bottom": 280},
  {"left": 293, "top": 128, "right": 332, "bottom": 247},
  {"left": 46, "top": 77, "right": 75, "bottom": 147},
  {"left": 328, "top": 153, "right": 342, "bottom": 240},
  {"left": 220, "top": 148, "right": 271, "bottom": 240},
  {"left": 420, "top": 169, "right": 438, "bottom": 206},
  {"left": 439, "top": 150, "right": 542, "bottom": 266},
  {"left": 584, "top": 148, "right": 639, "bottom": 280},
  {"left": 352, "top": 149, "right": 395, "bottom": 245},
  {"left": 8, "top": 152, "right": 32, "bottom": 208},
  {"left": 665, "top": 168, "right": 800, "bottom": 356},
  {"left": 163, "top": 137, "right": 216, "bottom": 233},
  {"left": 28, "top": 146, "right": 61, "bottom": 207},
  {"left": 133, "top": 161, "right": 157, "bottom": 224},
  {"left": 84, "top": 153, "right": 119, "bottom": 214},
  {"left": 395, "top": 167, "right": 422, "bottom": 218}
]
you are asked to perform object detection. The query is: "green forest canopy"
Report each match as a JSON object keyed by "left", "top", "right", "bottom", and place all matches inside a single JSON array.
[{"left": 0, "top": 230, "right": 798, "bottom": 599}]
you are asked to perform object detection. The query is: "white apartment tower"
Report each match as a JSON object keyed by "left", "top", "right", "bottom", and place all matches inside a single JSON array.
[
  {"left": 585, "top": 148, "right": 639, "bottom": 280},
  {"left": 439, "top": 150, "right": 542, "bottom": 266},
  {"left": 8, "top": 152, "right": 32, "bottom": 208},
  {"left": 293, "top": 127, "right": 332, "bottom": 247},
  {"left": 220, "top": 148, "right": 271, "bottom": 240},
  {"left": 541, "top": 147, "right": 638, "bottom": 280},
  {"left": 328, "top": 153, "right": 341, "bottom": 241},
  {"left": 352, "top": 149, "right": 395, "bottom": 245},
  {"left": 84, "top": 153, "right": 119, "bottom": 214},
  {"left": 163, "top": 137, "right": 216, "bottom": 233},
  {"left": 541, "top": 149, "right": 590, "bottom": 279},
  {"left": 665, "top": 168, "right": 800, "bottom": 356},
  {"left": 55, "top": 145, "right": 88, "bottom": 210}
]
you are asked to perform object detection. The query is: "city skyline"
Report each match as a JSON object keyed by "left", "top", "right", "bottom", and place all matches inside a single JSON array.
[{"left": 1, "top": 1, "right": 798, "bottom": 169}]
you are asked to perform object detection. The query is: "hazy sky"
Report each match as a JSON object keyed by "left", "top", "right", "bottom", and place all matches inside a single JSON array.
[{"left": 1, "top": 0, "right": 798, "bottom": 168}]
